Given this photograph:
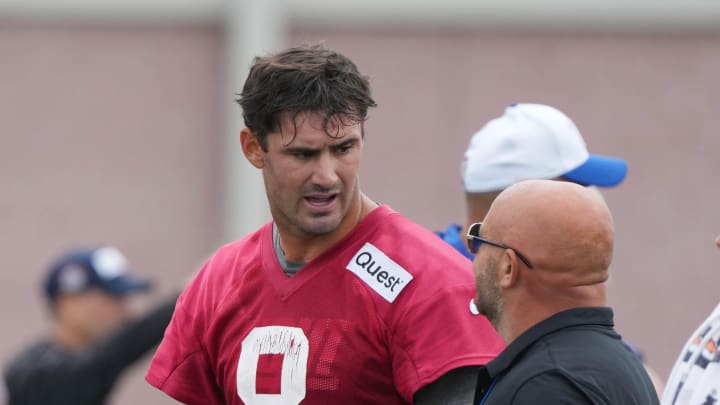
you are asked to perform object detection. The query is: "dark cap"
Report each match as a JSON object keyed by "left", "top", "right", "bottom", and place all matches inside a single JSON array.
[{"left": 44, "top": 246, "right": 152, "bottom": 301}]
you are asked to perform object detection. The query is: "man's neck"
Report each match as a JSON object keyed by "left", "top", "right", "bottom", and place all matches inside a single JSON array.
[{"left": 502, "top": 289, "right": 606, "bottom": 343}]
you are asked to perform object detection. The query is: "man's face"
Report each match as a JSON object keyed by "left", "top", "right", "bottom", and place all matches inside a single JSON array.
[
  {"left": 60, "top": 289, "right": 130, "bottom": 343},
  {"left": 259, "top": 111, "right": 364, "bottom": 238},
  {"left": 473, "top": 240, "right": 503, "bottom": 329}
]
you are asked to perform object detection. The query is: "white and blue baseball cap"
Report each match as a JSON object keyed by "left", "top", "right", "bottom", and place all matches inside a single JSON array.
[
  {"left": 462, "top": 103, "right": 627, "bottom": 193},
  {"left": 44, "top": 246, "right": 152, "bottom": 301}
]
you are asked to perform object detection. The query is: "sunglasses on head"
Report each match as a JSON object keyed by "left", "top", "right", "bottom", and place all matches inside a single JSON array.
[{"left": 466, "top": 222, "right": 534, "bottom": 268}]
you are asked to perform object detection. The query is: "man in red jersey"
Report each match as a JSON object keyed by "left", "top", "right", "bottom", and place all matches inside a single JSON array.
[{"left": 146, "top": 44, "right": 504, "bottom": 404}]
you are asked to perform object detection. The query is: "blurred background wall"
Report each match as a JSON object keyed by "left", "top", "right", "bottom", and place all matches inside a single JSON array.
[{"left": 1, "top": 0, "right": 719, "bottom": 403}]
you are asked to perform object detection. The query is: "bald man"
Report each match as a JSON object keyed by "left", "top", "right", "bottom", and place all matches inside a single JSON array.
[{"left": 470, "top": 180, "right": 659, "bottom": 404}]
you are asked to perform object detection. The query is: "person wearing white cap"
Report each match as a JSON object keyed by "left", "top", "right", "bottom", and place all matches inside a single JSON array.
[
  {"left": 437, "top": 103, "right": 628, "bottom": 260},
  {"left": 436, "top": 103, "right": 667, "bottom": 399}
]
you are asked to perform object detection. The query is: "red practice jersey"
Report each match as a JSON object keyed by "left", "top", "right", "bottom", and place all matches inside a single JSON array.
[{"left": 146, "top": 205, "right": 504, "bottom": 404}]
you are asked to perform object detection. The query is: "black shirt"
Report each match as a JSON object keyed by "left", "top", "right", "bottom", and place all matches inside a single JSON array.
[
  {"left": 3, "top": 297, "right": 175, "bottom": 405},
  {"left": 475, "top": 307, "right": 659, "bottom": 405}
]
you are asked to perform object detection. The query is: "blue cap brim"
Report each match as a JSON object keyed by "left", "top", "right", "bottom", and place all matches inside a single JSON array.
[
  {"left": 103, "top": 276, "right": 153, "bottom": 296},
  {"left": 562, "top": 154, "right": 628, "bottom": 187}
]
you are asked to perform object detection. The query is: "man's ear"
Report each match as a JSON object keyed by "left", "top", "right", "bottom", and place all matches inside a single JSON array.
[
  {"left": 240, "top": 128, "right": 265, "bottom": 169},
  {"left": 498, "top": 250, "right": 520, "bottom": 289}
]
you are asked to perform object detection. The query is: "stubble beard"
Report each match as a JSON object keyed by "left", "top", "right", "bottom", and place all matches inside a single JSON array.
[
  {"left": 299, "top": 211, "right": 344, "bottom": 236},
  {"left": 476, "top": 258, "right": 503, "bottom": 329},
  {"left": 296, "top": 185, "right": 357, "bottom": 237}
]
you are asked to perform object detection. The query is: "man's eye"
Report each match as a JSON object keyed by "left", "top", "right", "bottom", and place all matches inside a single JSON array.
[{"left": 336, "top": 144, "right": 353, "bottom": 154}]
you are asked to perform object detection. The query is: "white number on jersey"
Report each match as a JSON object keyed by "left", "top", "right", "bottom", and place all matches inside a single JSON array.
[{"left": 237, "top": 326, "right": 309, "bottom": 404}]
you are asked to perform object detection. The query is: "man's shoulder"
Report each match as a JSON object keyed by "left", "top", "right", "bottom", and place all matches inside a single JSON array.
[
  {"left": 522, "top": 325, "right": 625, "bottom": 367},
  {"left": 361, "top": 237, "right": 471, "bottom": 288},
  {"left": 202, "top": 225, "right": 269, "bottom": 277},
  {"left": 337, "top": 211, "right": 474, "bottom": 311},
  {"left": 495, "top": 323, "right": 617, "bottom": 377},
  {"left": 174, "top": 228, "right": 269, "bottom": 320},
  {"left": 4, "top": 340, "right": 65, "bottom": 382},
  {"left": 371, "top": 213, "right": 468, "bottom": 263},
  {"left": 503, "top": 328, "right": 657, "bottom": 402},
  {"left": 217, "top": 224, "right": 269, "bottom": 256},
  {"left": 6, "top": 340, "right": 60, "bottom": 367}
]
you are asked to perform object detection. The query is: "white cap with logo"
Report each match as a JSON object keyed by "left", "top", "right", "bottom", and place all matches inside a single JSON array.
[{"left": 462, "top": 103, "right": 627, "bottom": 193}]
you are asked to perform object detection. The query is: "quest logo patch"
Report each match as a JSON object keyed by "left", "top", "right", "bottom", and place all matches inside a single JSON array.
[{"left": 346, "top": 242, "right": 413, "bottom": 303}]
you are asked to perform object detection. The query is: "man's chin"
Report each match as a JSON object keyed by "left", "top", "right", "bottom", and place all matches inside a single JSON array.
[
  {"left": 474, "top": 299, "right": 500, "bottom": 326},
  {"left": 299, "top": 216, "right": 343, "bottom": 236}
]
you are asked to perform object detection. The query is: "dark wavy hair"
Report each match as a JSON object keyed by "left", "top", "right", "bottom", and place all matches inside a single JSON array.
[{"left": 236, "top": 44, "right": 377, "bottom": 150}]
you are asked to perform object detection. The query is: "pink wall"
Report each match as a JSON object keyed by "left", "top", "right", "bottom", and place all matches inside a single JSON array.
[
  {"left": 0, "top": 25, "right": 224, "bottom": 404},
  {"left": 1, "top": 23, "right": 719, "bottom": 403}
]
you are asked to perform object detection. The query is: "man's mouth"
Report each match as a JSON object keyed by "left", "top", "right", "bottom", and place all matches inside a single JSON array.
[{"left": 304, "top": 193, "right": 338, "bottom": 206}]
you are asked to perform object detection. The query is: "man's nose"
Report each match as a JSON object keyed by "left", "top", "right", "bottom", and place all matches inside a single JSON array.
[{"left": 311, "top": 151, "right": 339, "bottom": 187}]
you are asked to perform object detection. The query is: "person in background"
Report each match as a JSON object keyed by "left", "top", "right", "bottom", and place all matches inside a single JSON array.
[
  {"left": 470, "top": 179, "right": 659, "bottom": 404},
  {"left": 436, "top": 102, "right": 664, "bottom": 397},
  {"left": 146, "top": 44, "right": 504, "bottom": 405},
  {"left": 3, "top": 246, "right": 177, "bottom": 405},
  {"left": 662, "top": 234, "right": 720, "bottom": 405},
  {"left": 437, "top": 103, "right": 627, "bottom": 260}
]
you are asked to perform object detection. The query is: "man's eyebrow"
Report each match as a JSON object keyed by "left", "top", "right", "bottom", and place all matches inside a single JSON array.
[
  {"left": 331, "top": 138, "right": 358, "bottom": 148},
  {"left": 285, "top": 137, "right": 359, "bottom": 153},
  {"left": 284, "top": 145, "right": 321, "bottom": 154}
]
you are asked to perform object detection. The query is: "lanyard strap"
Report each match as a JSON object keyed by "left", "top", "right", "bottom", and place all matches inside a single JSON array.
[{"left": 478, "top": 378, "right": 498, "bottom": 405}]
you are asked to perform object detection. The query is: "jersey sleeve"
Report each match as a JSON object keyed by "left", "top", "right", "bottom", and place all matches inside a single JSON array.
[
  {"left": 145, "top": 265, "right": 225, "bottom": 405},
  {"left": 388, "top": 280, "right": 505, "bottom": 402}
]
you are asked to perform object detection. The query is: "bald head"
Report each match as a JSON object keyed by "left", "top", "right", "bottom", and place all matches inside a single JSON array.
[
  {"left": 472, "top": 179, "right": 615, "bottom": 343},
  {"left": 485, "top": 179, "right": 614, "bottom": 285}
]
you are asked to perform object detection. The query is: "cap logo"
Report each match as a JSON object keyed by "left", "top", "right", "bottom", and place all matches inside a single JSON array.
[
  {"left": 91, "top": 247, "right": 129, "bottom": 280},
  {"left": 57, "top": 263, "right": 88, "bottom": 293}
]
